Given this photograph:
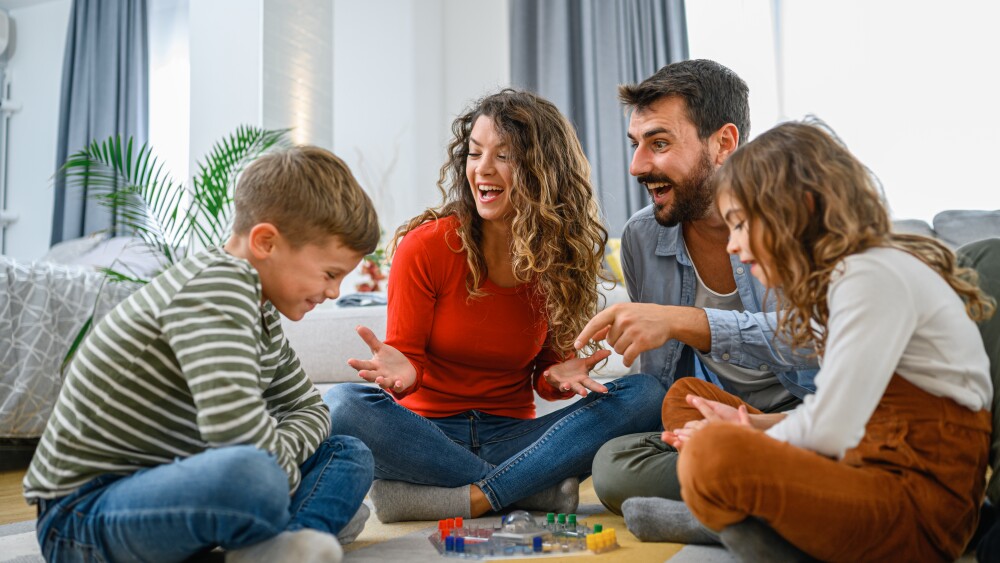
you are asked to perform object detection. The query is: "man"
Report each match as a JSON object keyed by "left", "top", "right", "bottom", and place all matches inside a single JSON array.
[{"left": 581, "top": 59, "right": 818, "bottom": 514}]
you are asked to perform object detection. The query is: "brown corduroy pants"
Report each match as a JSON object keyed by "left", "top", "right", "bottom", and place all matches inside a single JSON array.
[{"left": 666, "top": 376, "right": 990, "bottom": 562}]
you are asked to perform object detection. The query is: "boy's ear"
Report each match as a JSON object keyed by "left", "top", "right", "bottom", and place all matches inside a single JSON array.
[
  {"left": 247, "top": 223, "right": 281, "bottom": 259},
  {"left": 713, "top": 123, "right": 739, "bottom": 165}
]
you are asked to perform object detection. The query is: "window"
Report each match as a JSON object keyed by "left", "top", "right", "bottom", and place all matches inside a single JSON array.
[{"left": 688, "top": 0, "right": 1000, "bottom": 222}]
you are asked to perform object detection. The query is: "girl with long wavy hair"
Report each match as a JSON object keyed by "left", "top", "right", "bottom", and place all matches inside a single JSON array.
[
  {"left": 325, "top": 89, "right": 664, "bottom": 522},
  {"left": 635, "top": 120, "right": 994, "bottom": 561}
]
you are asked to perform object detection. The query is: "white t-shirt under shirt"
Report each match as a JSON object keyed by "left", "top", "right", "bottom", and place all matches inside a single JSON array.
[
  {"left": 766, "top": 246, "right": 992, "bottom": 459},
  {"left": 691, "top": 266, "right": 795, "bottom": 412}
]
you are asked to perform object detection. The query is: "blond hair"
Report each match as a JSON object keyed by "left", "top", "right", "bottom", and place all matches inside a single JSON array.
[
  {"left": 715, "top": 120, "right": 994, "bottom": 357},
  {"left": 392, "top": 89, "right": 610, "bottom": 357},
  {"left": 233, "top": 145, "right": 380, "bottom": 253}
]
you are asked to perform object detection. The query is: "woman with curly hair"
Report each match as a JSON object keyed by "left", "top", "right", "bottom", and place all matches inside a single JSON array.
[
  {"left": 623, "top": 120, "right": 994, "bottom": 561},
  {"left": 324, "top": 89, "right": 664, "bottom": 522}
]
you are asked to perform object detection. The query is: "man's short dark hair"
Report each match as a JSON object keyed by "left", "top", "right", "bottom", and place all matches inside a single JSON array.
[{"left": 619, "top": 59, "right": 750, "bottom": 145}]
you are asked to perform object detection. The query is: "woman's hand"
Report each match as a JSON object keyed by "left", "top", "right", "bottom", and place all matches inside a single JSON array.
[
  {"left": 347, "top": 325, "right": 417, "bottom": 392},
  {"left": 661, "top": 394, "right": 753, "bottom": 450},
  {"left": 542, "top": 349, "right": 612, "bottom": 397}
]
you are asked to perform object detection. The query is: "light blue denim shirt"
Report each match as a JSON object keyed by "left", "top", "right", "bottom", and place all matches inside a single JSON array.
[{"left": 621, "top": 206, "right": 817, "bottom": 399}]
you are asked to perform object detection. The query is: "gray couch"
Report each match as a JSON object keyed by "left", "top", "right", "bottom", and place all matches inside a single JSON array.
[{"left": 893, "top": 210, "right": 1000, "bottom": 249}]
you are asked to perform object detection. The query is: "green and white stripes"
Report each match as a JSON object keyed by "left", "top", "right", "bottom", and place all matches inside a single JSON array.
[{"left": 24, "top": 247, "right": 329, "bottom": 501}]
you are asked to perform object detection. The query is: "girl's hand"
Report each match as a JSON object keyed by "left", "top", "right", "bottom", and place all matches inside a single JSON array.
[
  {"left": 686, "top": 395, "right": 751, "bottom": 424},
  {"left": 542, "top": 349, "right": 613, "bottom": 397},
  {"left": 347, "top": 325, "right": 417, "bottom": 392},
  {"left": 661, "top": 399, "right": 753, "bottom": 451}
]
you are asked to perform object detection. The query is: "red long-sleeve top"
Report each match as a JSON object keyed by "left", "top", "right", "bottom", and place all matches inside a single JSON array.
[{"left": 385, "top": 216, "right": 572, "bottom": 418}]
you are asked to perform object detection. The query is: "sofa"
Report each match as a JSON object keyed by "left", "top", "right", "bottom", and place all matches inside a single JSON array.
[
  {"left": 892, "top": 210, "right": 1000, "bottom": 249},
  {"left": 0, "top": 257, "right": 140, "bottom": 440}
]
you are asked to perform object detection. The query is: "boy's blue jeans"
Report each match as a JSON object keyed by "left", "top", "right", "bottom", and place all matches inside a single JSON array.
[
  {"left": 34, "top": 435, "right": 373, "bottom": 563},
  {"left": 324, "top": 373, "right": 664, "bottom": 511}
]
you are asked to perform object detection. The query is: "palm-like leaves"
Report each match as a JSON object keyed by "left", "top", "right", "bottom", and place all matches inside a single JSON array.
[
  {"left": 58, "top": 125, "right": 290, "bottom": 371},
  {"left": 61, "top": 124, "right": 290, "bottom": 282}
]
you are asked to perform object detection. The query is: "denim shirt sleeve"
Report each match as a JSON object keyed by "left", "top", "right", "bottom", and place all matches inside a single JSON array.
[
  {"left": 704, "top": 308, "right": 816, "bottom": 372},
  {"left": 622, "top": 207, "right": 817, "bottom": 396},
  {"left": 705, "top": 253, "right": 819, "bottom": 378}
]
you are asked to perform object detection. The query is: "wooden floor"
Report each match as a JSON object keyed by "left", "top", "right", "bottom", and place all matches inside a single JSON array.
[{"left": 0, "top": 468, "right": 33, "bottom": 525}]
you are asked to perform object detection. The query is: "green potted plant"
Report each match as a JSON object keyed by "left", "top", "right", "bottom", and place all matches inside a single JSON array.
[{"left": 59, "top": 125, "right": 290, "bottom": 368}]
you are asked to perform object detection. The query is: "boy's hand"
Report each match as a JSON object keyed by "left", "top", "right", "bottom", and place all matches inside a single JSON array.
[
  {"left": 347, "top": 325, "right": 417, "bottom": 392},
  {"left": 542, "top": 349, "right": 612, "bottom": 397}
]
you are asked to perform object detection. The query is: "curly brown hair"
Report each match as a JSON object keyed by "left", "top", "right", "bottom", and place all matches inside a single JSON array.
[
  {"left": 715, "top": 119, "right": 994, "bottom": 357},
  {"left": 391, "top": 89, "right": 610, "bottom": 357}
]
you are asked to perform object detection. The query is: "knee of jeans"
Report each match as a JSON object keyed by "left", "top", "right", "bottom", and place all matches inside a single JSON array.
[
  {"left": 615, "top": 374, "right": 666, "bottom": 422},
  {"left": 610, "top": 374, "right": 664, "bottom": 405},
  {"left": 204, "top": 447, "right": 289, "bottom": 516},
  {"left": 327, "top": 435, "right": 374, "bottom": 478},
  {"left": 666, "top": 377, "right": 709, "bottom": 401},
  {"left": 677, "top": 424, "right": 745, "bottom": 498},
  {"left": 324, "top": 383, "right": 374, "bottom": 432}
]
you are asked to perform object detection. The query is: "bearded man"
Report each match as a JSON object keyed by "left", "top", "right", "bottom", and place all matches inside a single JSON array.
[{"left": 583, "top": 59, "right": 818, "bottom": 516}]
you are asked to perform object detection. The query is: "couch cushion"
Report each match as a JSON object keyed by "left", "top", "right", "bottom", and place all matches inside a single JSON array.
[
  {"left": 933, "top": 210, "right": 1000, "bottom": 248},
  {"left": 892, "top": 218, "right": 936, "bottom": 239},
  {"left": 282, "top": 302, "right": 388, "bottom": 384},
  {"left": 958, "top": 239, "right": 1000, "bottom": 505},
  {"left": 284, "top": 283, "right": 637, "bottom": 384}
]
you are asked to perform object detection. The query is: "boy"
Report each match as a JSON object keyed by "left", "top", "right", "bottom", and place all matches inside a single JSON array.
[{"left": 24, "top": 146, "right": 380, "bottom": 563}]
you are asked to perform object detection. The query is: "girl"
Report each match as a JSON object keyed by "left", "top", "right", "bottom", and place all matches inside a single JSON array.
[{"left": 658, "top": 120, "right": 993, "bottom": 561}]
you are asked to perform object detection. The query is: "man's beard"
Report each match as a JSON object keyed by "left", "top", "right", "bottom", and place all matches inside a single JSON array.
[{"left": 641, "top": 151, "right": 715, "bottom": 228}]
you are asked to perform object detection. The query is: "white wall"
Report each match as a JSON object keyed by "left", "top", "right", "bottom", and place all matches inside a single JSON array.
[
  {"left": 331, "top": 0, "right": 510, "bottom": 240},
  {"left": 1, "top": 0, "right": 70, "bottom": 261},
  {"left": 686, "top": 0, "right": 781, "bottom": 144},
  {"left": 779, "top": 1, "right": 1000, "bottom": 222},
  {"left": 185, "top": 0, "right": 510, "bottom": 241},
  {"left": 187, "top": 0, "right": 261, "bottom": 176},
  {"left": 688, "top": 0, "right": 1000, "bottom": 224},
  {"left": 0, "top": 0, "right": 510, "bottom": 261},
  {"left": 148, "top": 0, "right": 190, "bottom": 187}
]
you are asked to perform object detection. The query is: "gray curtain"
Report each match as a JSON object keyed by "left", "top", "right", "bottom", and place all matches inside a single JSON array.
[
  {"left": 51, "top": 0, "right": 148, "bottom": 245},
  {"left": 510, "top": 0, "right": 687, "bottom": 235}
]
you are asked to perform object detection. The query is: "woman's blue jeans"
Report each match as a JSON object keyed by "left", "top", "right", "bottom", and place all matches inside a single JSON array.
[
  {"left": 324, "top": 373, "right": 664, "bottom": 511},
  {"left": 34, "top": 435, "right": 373, "bottom": 563}
]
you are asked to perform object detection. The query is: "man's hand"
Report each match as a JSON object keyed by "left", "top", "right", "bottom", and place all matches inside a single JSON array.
[
  {"left": 542, "top": 349, "right": 613, "bottom": 397},
  {"left": 575, "top": 303, "right": 703, "bottom": 367},
  {"left": 347, "top": 325, "right": 417, "bottom": 392}
]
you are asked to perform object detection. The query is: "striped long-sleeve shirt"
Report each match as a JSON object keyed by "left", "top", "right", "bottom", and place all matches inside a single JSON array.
[{"left": 24, "top": 247, "right": 330, "bottom": 501}]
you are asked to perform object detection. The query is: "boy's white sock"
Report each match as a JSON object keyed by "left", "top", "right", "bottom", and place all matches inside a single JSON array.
[{"left": 225, "top": 529, "right": 343, "bottom": 563}]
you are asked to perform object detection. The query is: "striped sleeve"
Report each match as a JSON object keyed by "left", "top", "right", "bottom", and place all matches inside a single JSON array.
[
  {"left": 260, "top": 305, "right": 330, "bottom": 467},
  {"left": 160, "top": 261, "right": 302, "bottom": 491}
]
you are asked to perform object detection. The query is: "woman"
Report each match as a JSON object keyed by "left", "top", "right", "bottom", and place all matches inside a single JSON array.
[
  {"left": 325, "top": 89, "right": 663, "bottom": 522},
  {"left": 633, "top": 120, "right": 993, "bottom": 561}
]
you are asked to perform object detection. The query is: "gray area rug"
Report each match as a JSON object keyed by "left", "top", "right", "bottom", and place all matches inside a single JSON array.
[
  {"left": 669, "top": 544, "right": 736, "bottom": 562},
  {"left": 0, "top": 520, "right": 42, "bottom": 563}
]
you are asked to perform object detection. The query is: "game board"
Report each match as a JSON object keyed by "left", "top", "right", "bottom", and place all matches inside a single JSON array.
[{"left": 428, "top": 510, "right": 619, "bottom": 559}]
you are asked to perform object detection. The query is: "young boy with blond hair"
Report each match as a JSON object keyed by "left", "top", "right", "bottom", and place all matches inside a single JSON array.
[{"left": 24, "top": 146, "right": 380, "bottom": 563}]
